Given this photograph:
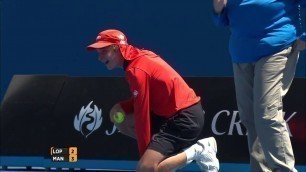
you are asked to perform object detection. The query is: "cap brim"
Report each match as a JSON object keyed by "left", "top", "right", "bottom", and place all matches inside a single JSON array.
[{"left": 86, "top": 41, "right": 114, "bottom": 50}]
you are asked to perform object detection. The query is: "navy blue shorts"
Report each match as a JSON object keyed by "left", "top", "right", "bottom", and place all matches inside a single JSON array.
[{"left": 148, "top": 101, "right": 205, "bottom": 156}]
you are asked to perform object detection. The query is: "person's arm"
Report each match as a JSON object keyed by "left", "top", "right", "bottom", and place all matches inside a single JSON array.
[
  {"left": 126, "top": 68, "right": 151, "bottom": 156},
  {"left": 213, "top": 0, "right": 226, "bottom": 14},
  {"left": 294, "top": 38, "right": 306, "bottom": 51},
  {"left": 119, "top": 97, "right": 134, "bottom": 113},
  {"left": 296, "top": 0, "right": 306, "bottom": 50},
  {"left": 212, "top": 0, "right": 229, "bottom": 27}
]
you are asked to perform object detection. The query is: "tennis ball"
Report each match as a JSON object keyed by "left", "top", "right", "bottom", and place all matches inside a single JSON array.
[{"left": 113, "top": 111, "right": 124, "bottom": 124}]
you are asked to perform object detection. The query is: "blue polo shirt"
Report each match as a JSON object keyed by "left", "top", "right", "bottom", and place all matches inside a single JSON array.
[{"left": 213, "top": 0, "right": 306, "bottom": 63}]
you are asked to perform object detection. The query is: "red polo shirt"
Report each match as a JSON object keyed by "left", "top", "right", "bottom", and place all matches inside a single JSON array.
[{"left": 119, "top": 46, "right": 200, "bottom": 156}]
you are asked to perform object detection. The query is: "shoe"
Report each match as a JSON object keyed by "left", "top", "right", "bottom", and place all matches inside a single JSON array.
[{"left": 195, "top": 137, "right": 219, "bottom": 172}]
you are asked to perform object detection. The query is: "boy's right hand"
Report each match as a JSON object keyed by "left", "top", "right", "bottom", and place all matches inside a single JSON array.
[{"left": 109, "top": 103, "right": 125, "bottom": 123}]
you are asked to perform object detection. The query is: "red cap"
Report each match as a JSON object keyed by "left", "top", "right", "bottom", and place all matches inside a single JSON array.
[{"left": 87, "top": 29, "right": 128, "bottom": 50}]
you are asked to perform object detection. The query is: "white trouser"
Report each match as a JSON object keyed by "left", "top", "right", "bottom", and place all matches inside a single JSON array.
[{"left": 233, "top": 44, "right": 299, "bottom": 172}]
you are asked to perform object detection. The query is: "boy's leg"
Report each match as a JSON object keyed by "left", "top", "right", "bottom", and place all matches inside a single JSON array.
[
  {"left": 137, "top": 149, "right": 182, "bottom": 172},
  {"left": 137, "top": 102, "right": 211, "bottom": 172},
  {"left": 157, "top": 151, "right": 189, "bottom": 171},
  {"left": 137, "top": 137, "right": 219, "bottom": 172},
  {"left": 137, "top": 149, "right": 191, "bottom": 172}
]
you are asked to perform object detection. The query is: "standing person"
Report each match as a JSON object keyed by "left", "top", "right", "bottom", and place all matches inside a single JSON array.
[
  {"left": 86, "top": 29, "right": 219, "bottom": 172},
  {"left": 212, "top": 0, "right": 306, "bottom": 171}
]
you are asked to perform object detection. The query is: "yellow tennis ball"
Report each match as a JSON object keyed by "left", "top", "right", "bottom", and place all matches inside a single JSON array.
[{"left": 113, "top": 112, "right": 124, "bottom": 124}]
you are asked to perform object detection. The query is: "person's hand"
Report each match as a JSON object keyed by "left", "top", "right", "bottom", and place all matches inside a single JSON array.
[
  {"left": 109, "top": 103, "right": 125, "bottom": 123},
  {"left": 293, "top": 39, "right": 306, "bottom": 52},
  {"left": 213, "top": 0, "right": 227, "bottom": 14}
]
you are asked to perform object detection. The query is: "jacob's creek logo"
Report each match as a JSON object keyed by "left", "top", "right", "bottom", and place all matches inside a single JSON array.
[
  {"left": 211, "top": 110, "right": 297, "bottom": 136},
  {"left": 72, "top": 102, "right": 299, "bottom": 138},
  {"left": 74, "top": 101, "right": 102, "bottom": 138}
]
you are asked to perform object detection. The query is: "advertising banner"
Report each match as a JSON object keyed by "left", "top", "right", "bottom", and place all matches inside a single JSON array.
[{"left": 1, "top": 75, "right": 305, "bottom": 167}]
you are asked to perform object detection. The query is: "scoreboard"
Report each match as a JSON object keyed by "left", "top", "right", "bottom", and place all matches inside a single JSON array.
[{"left": 50, "top": 147, "right": 77, "bottom": 162}]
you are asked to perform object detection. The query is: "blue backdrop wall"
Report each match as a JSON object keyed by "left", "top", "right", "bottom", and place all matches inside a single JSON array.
[{"left": 1, "top": 0, "right": 305, "bottom": 101}]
